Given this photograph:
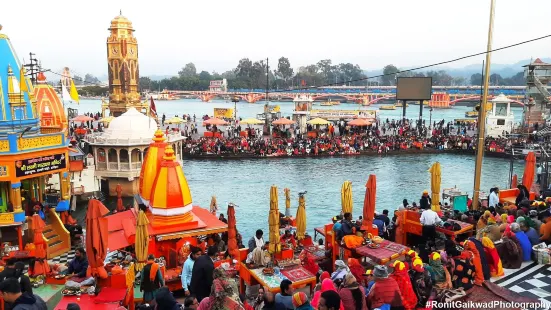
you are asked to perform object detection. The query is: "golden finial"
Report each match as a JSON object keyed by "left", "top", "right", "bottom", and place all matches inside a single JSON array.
[
  {"left": 0, "top": 25, "right": 3, "bottom": 31},
  {"left": 163, "top": 145, "right": 176, "bottom": 161},
  {"left": 152, "top": 129, "right": 166, "bottom": 143}
]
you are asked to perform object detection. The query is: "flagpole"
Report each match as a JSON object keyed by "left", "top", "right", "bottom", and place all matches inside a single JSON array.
[{"left": 472, "top": 0, "right": 496, "bottom": 210}]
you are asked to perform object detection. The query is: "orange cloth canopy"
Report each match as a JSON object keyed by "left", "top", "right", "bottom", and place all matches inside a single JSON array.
[
  {"left": 522, "top": 152, "right": 536, "bottom": 190},
  {"left": 272, "top": 118, "right": 295, "bottom": 125},
  {"left": 361, "top": 175, "right": 376, "bottom": 231},
  {"left": 86, "top": 199, "right": 109, "bottom": 279},
  {"left": 204, "top": 117, "right": 229, "bottom": 126}
]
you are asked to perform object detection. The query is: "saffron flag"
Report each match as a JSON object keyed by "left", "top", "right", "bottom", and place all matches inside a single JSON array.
[
  {"left": 149, "top": 97, "right": 158, "bottom": 119},
  {"left": 19, "top": 67, "right": 28, "bottom": 92},
  {"left": 69, "top": 80, "right": 80, "bottom": 104}
]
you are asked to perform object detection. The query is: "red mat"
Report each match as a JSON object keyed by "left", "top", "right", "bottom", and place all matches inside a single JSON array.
[
  {"left": 281, "top": 266, "right": 315, "bottom": 283},
  {"left": 94, "top": 287, "right": 127, "bottom": 303}
]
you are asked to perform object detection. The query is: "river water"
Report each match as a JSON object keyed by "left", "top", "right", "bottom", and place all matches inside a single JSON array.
[{"left": 77, "top": 99, "right": 528, "bottom": 239}]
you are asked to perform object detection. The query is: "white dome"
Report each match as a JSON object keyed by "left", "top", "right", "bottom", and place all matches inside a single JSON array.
[{"left": 103, "top": 108, "right": 157, "bottom": 140}]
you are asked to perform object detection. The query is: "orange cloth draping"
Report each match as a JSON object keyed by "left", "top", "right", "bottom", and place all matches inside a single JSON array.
[
  {"left": 116, "top": 184, "right": 125, "bottom": 212},
  {"left": 86, "top": 199, "right": 109, "bottom": 279},
  {"left": 512, "top": 174, "right": 518, "bottom": 187},
  {"left": 522, "top": 152, "right": 536, "bottom": 190},
  {"left": 361, "top": 174, "right": 376, "bottom": 231},
  {"left": 227, "top": 204, "right": 239, "bottom": 260},
  {"left": 463, "top": 240, "right": 484, "bottom": 286},
  {"left": 135, "top": 210, "right": 150, "bottom": 272}
]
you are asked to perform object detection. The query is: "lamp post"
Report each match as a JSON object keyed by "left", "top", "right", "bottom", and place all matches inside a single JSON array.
[
  {"left": 429, "top": 107, "right": 433, "bottom": 132},
  {"left": 232, "top": 96, "right": 239, "bottom": 137},
  {"left": 526, "top": 97, "right": 535, "bottom": 137}
]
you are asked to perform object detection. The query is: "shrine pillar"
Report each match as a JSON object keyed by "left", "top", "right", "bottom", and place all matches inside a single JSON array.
[{"left": 60, "top": 172, "right": 71, "bottom": 201}]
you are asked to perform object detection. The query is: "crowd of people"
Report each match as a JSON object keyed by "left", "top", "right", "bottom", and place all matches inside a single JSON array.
[{"left": 182, "top": 118, "right": 522, "bottom": 157}]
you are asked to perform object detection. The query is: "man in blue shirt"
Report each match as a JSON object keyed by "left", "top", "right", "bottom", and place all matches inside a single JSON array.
[
  {"left": 373, "top": 213, "right": 386, "bottom": 236},
  {"left": 520, "top": 221, "right": 540, "bottom": 246},
  {"left": 511, "top": 223, "right": 532, "bottom": 261},
  {"left": 332, "top": 216, "right": 342, "bottom": 239},
  {"left": 182, "top": 246, "right": 202, "bottom": 296}
]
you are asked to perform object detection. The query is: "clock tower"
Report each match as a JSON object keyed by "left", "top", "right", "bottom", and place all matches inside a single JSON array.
[{"left": 105, "top": 13, "right": 148, "bottom": 117}]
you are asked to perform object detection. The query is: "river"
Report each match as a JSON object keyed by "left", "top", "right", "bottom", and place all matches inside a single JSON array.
[{"left": 76, "top": 99, "right": 528, "bottom": 239}]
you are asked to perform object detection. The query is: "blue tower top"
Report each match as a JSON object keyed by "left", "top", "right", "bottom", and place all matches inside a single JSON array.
[{"left": 0, "top": 26, "right": 40, "bottom": 133}]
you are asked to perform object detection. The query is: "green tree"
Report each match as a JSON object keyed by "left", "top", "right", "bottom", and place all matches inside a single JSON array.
[
  {"left": 178, "top": 63, "right": 197, "bottom": 78},
  {"left": 275, "top": 57, "right": 293, "bottom": 88},
  {"left": 470, "top": 73, "right": 483, "bottom": 86},
  {"left": 139, "top": 76, "right": 152, "bottom": 91},
  {"left": 84, "top": 74, "right": 100, "bottom": 84},
  {"left": 199, "top": 71, "right": 212, "bottom": 80},
  {"left": 317, "top": 59, "right": 334, "bottom": 84},
  {"left": 380, "top": 65, "right": 399, "bottom": 86},
  {"left": 489, "top": 73, "right": 503, "bottom": 86}
]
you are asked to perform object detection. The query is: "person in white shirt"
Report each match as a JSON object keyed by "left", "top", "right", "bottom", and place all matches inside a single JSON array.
[
  {"left": 537, "top": 164, "right": 542, "bottom": 184},
  {"left": 181, "top": 246, "right": 202, "bottom": 296},
  {"left": 420, "top": 205, "right": 441, "bottom": 244},
  {"left": 488, "top": 187, "right": 499, "bottom": 208}
]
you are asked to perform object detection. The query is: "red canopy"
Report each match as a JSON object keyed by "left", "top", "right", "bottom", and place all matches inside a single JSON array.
[
  {"left": 348, "top": 118, "right": 372, "bottom": 126},
  {"left": 361, "top": 174, "right": 377, "bottom": 231},
  {"left": 272, "top": 118, "right": 295, "bottom": 125},
  {"left": 522, "top": 152, "right": 536, "bottom": 190},
  {"left": 227, "top": 204, "right": 239, "bottom": 260},
  {"left": 71, "top": 115, "right": 94, "bottom": 122},
  {"left": 204, "top": 117, "right": 229, "bottom": 126},
  {"left": 86, "top": 199, "right": 109, "bottom": 279}
]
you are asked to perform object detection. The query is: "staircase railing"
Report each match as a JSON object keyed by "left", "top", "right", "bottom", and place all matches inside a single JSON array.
[
  {"left": 46, "top": 208, "right": 70, "bottom": 259},
  {"left": 528, "top": 74, "right": 551, "bottom": 102}
]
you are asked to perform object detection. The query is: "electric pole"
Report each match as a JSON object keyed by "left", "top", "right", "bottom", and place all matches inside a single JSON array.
[{"left": 23, "top": 52, "right": 39, "bottom": 86}]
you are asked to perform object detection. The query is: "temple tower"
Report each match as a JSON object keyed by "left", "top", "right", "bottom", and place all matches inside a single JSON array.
[{"left": 104, "top": 13, "right": 147, "bottom": 117}]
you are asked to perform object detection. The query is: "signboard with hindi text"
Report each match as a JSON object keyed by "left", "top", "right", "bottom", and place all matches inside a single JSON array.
[
  {"left": 310, "top": 109, "right": 378, "bottom": 120},
  {"left": 214, "top": 108, "right": 234, "bottom": 119},
  {"left": 15, "top": 153, "right": 67, "bottom": 178},
  {"left": 0, "top": 212, "right": 14, "bottom": 224}
]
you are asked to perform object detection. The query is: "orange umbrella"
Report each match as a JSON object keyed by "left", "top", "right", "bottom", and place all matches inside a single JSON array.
[
  {"left": 272, "top": 118, "right": 295, "bottom": 126},
  {"left": 361, "top": 174, "right": 376, "bottom": 231},
  {"left": 86, "top": 199, "right": 109, "bottom": 279},
  {"left": 116, "top": 184, "right": 125, "bottom": 212},
  {"left": 227, "top": 204, "right": 239, "bottom": 260},
  {"left": 31, "top": 214, "right": 50, "bottom": 275},
  {"left": 348, "top": 118, "right": 372, "bottom": 126},
  {"left": 204, "top": 117, "right": 229, "bottom": 126},
  {"left": 512, "top": 174, "right": 518, "bottom": 188},
  {"left": 522, "top": 152, "right": 536, "bottom": 190}
]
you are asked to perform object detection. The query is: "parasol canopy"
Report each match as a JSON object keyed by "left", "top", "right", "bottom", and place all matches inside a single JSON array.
[
  {"left": 116, "top": 184, "right": 125, "bottom": 212},
  {"left": 361, "top": 174, "right": 376, "bottom": 231},
  {"left": 204, "top": 117, "right": 229, "bottom": 126},
  {"left": 227, "top": 204, "right": 240, "bottom": 260},
  {"left": 272, "top": 118, "right": 295, "bottom": 126},
  {"left": 210, "top": 196, "right": 218, "bottom": 215},
  {"left": 307, "top": 118, "right": 330, "bottom": 125},
  {"left": 341, "top": 181, "right": 353, "bottom": 214},
  {"left": 166, "top": 116, "right": 186, "bottom": 124},
  {"left": 522, "top": 152, "right": 536, "bottom": 190},
  {"left": 348, "top": 118, "right": 372, "bottom": 126},
  {"left": 268, "top": 185, "right": 281, "bottom": 253},
  {"left": 71, "top": 115, "right": 94, "bottom": 123},
  {"left": 429, "top": 162, "right": 441, "bottom": 212},
  {"left": 284, "top": 188, "right": 291, "bottom": 217},
  {"left": 100, "top": 116, "right": 115, "bottom": 124},
  {"left": 296, "top": 193, "right": 307, "bottom": 241},
  {"left": 86, "top": 199, "right": 110, "bottom": 279},
  {"left": 31, "top": 214, "right": 50, "bottom": 275},
  {"left": 135, "top": 210, "right": 150, "bottom": 272},
  {"left": 240, "top": 118, "right": 263, "bottom": 125}
]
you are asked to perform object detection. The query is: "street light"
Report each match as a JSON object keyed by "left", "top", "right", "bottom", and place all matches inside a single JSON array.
[
  {"left": 429, "top": 107, "right": 433, "bottom": 131},
  {"left": 526, "top": 97, "right": 536, "bottom": 136}
]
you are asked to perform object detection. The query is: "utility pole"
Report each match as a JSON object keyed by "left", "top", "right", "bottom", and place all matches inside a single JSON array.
[
  {"left": 23, "top": 52, "right": 39, "bottom": 86},
  {"left": 472, "top": 0, "right": 496, "bottom": 210},
  {"left": 264, "top": 58, "right": 271, "bottom": 136}
]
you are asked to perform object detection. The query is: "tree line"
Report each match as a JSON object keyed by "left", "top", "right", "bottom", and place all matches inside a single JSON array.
[{"left": 77, "top": 59, "right": 527, "bottom": 96}]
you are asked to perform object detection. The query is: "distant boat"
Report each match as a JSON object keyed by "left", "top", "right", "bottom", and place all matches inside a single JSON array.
[
  {"left": 395, "top": 102, "right": 409, "bottom": 107},
  {"left": 379, "top": 105, "right": 396, "bottom": 110},
  {"left": 465, "top": 105, "right": 479, "bottom": 118},
  {"left": 321, "top": 101, "right": 338, "bottom": 106}
]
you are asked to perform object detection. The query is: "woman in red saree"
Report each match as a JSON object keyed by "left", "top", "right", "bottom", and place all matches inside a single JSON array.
[
  {"left": 390, "top": 261, "right": 417, "bottom": 310},
  {"left": 481, "top": 237, "right": 504, "bottom": 277},
  {"left": 462, "top": 240, "right": 484, "bottom": 286},
  {"left": 347, "top": 258, "right": 366, "bottom": 286}
]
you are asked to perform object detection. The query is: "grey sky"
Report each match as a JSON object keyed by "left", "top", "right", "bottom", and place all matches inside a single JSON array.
[{"left": 2, "top": 0, "right": 550, "bottom": 78}]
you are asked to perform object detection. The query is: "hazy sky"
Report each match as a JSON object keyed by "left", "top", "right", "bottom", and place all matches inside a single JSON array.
[{"left": 2, "top": 0, "right": 550, "bottom": 78}]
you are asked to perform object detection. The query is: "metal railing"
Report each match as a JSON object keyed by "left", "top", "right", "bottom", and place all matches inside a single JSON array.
[
  {"left": 85, "top": 132, "right": 184, "bottom": 145},
  {"left": 108, "top": 163, "right": 119, "bottom": 170}
]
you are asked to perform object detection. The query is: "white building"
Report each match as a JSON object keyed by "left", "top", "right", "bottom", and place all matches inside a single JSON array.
[
  {"left": 209, "top": 79, "right": 228, "bottom": 92},
  {"left": 486, "top": 94, "right": 514, "bottom": 137}
]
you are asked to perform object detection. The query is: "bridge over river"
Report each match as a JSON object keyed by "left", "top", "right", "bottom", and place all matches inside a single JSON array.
[{"left": 166, "top": 85, "right": 544, "bottom": 105}]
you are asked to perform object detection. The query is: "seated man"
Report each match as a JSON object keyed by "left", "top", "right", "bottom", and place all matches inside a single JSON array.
[
  {"left": 280, "top": 230, "right": 296, "bottom": 248},
  {"left": 67, "top": 247, "right": 89, "bottom": 279}
]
